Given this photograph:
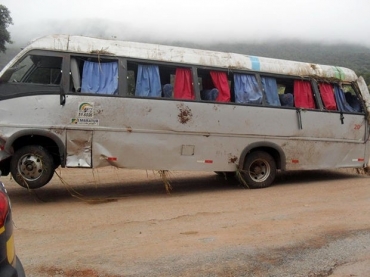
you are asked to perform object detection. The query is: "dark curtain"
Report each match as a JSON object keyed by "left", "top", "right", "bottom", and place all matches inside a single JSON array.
[
  {"left": 318, "top": 83, "right": 337, "bottom": 110},
  {"left": 174, "top": 68, "right": 195, "bottom": 100},
  {"left": 294, "top": 80, "right": 315, "bottom": 109},
  {"left": 210, "top": 71, "right": 230, "bottom": 102}
]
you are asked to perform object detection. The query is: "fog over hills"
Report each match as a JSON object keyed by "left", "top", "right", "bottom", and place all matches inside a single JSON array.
[
  {"left": 0, "top": 18, "right": 370, "bottom": 69},
  {"left": 2, "top": 18, "right": 370, "bottom": 83}
]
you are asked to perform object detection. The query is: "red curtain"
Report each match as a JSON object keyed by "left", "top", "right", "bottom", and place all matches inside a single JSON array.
[
  {"left": 318, "top": 83, "right": 337, "bottom": 110},
  {"left": 174, "top": 68, "right": 195, "bottom": 100},
  {"left": 294, "top": 80, "right": 315, "bottom": 109},
  {"left": 210, "top": 71, "right": 231, "bottom": 102}
]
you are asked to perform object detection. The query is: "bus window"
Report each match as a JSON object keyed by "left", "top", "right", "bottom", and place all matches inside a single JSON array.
[
  {"left": 261, "top": 76, "right": 280, "bottom": 106},
  {"left": 70, "top": 56, "right": 118, "bottom": 95},
  {"left": 126, "top": 62, "right": 137, "bottom": 96},
  {"left": 233, "top": 73, "right": 261, "bottom": 104},
  {"left": 173, "top": 68, "right": 195, "bottom": 100},
  {"left": 293, "top": 80, "right": 316, "bottom": 109},
  {"left": 135, "top": 64, "right": 162, "bottom": 97},
  {"left": 318, "top": 83, "right": 337, "bottom": 111},
  {"left": 2, "top": 55, "right": 62, "bottom": 85},
  {"left": 159, "top": 66, "right": 175, "bottom": 98},
  {"left": 127, "top": 61, "right": 194, "bottom": 100},
  {"left": 276, "top": 79, "right": 294, "bottom": 107},
  {"left": 342, "top": 84, "right": 363, "bottom": 112},
  {"left": 0, "top": 54, "right": 63, "bottom": 98},
  {"left": 197, "top": 69, "right": 230, "bottom": 102},
  {"left": 127, "top": 62, "right": 164, "bottom": 98}
]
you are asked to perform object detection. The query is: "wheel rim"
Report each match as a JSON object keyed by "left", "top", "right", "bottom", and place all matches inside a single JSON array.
[
  {"left": 17, "top": 153, "right": 44, "bottom": 181},
  {"left": 248, "top": 158, "right": 271, "bottom": 182}
]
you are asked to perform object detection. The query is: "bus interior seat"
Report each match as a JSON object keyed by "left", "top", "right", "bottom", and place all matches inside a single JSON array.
[
  {"left": 201, "top": 88, "right": 219, "bottom": 101},
  {"left": 345, "top": 92, "right": 362, "bottom": 112},
  {"left": 278, "top": 84, "right": 294, "bottom": 107},
  {"left": 162, "top": 83, "right": 173, "bottom": 98},
  {"left": 279, "top": 93, "right": 294, "bottom": 107}
]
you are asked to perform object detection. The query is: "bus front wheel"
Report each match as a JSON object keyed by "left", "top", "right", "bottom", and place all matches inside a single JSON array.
[
  {"left": 10, "top": 145, "right": 55, "bottom": 189},
  {"left": 241, "top": 151, "right": 276, "bottom": 189}
]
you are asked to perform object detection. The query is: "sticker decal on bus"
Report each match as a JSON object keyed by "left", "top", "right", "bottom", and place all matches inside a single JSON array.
[
  {"left": 71, "top": 118, "right": 99, "bottom": 125},
  {"left": 78, "top": 102, "right": 94, "bottom": 118}
]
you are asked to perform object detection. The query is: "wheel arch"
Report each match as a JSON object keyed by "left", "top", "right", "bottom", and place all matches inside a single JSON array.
[
  {"left": 5, "top": 129, "right": 66, "bottom": 167},
  {"left": 238, "top": 142, "right": 286, "bottom": 171}
]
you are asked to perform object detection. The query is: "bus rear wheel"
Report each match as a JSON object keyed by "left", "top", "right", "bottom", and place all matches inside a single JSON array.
[
  {"left": 241, "top": 151, "right": 276, "bottom": 189},
  {"left": 10, "top": 145, "right": 55, "bottom": 189}
]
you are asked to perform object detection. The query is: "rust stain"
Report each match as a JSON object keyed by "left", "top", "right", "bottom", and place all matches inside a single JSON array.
[
  {"left": 94, "top": 108, "right": 103, "bottom": 115},
  {"left": 228, "top": 155, "right": 238, "bottom": 164},
  {"left": 177, "top": 103, "right": 193, "bottom": 124},
  {"left": 127, "top": 127, "right": 132, "bottom": 133}
]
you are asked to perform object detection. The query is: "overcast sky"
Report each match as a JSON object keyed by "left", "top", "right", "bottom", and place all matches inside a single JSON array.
[{"left": 3, "top": 0, "right": 370, "bottom": 47}]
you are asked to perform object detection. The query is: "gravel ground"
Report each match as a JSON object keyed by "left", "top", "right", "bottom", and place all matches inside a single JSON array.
[{"left": 5, "top": 167, "right": 370, "bottom": 276}]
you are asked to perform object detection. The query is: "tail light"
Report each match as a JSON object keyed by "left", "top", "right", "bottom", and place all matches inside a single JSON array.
[{"left": 0, "top": 191, "right": 9, "bottom": 227}]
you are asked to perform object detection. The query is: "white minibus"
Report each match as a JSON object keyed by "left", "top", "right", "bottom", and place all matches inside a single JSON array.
[{"left": 0, "top": 34, "right": 369, "bottom": 189}]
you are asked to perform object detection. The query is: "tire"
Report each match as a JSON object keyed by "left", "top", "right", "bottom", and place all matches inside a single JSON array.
[
  {"left": 240, "top": 151, "right": 276, "bottom": 189},
  {"left": 10, "top": 145, "right": 55, "bottom": 189},
  {"left": 15, "top": 256, "right": 26, "bottom": 277}
]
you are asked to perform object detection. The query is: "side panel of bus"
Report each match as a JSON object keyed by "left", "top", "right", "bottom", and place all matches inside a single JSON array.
[
  {"left": 60, "top": 95, "right": 367, "bottom": 172},
  {"left": 0, "top": 92, "right": 366, "bottom": 172}
]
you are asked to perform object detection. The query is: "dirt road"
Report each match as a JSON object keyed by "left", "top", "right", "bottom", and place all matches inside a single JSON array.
[{"left": 4, "top": 168, "right": 370, "bottom": 276}]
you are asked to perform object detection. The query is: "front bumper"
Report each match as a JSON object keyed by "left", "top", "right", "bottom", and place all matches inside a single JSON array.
[{"left": 0, "top": 211, "right": 25, "bottom": 277}]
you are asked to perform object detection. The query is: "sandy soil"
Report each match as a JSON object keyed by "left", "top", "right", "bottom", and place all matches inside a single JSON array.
[{"left": 4, "top": 167, "right": 370, "bottom": 277}]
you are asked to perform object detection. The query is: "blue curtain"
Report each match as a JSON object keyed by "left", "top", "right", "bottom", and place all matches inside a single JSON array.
[
  {"left": 135, "top": 65, "right": 162, "bottom": 97},
  {"left": 81, "top": 61, "right": 118, "bottom": 94},
  {"left": 234, "top": 74, "right": 262, "bottom": 104},
  {"left": 261, "top": 77, "right": 281, "bottom": 106},
  {"left": 334, "top": 85, "right": 355, "bottom": 112}
]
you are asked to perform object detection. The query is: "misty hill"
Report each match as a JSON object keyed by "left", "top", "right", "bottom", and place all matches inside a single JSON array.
[
  {"left": 0, "top": 48, "right": 19, "bottom": 69},
  {"left": 182, "top": 40, "right": 370, "bottom": 79},
  {"left": 1, "top": 40, "right": 370, "bottom": 83}
]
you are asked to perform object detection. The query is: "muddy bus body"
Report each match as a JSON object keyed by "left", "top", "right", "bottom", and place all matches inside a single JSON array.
[{"left": 0, "top": 34, "right": 369, "bottom": 189}]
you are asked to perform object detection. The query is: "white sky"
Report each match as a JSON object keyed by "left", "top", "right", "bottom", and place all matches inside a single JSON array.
[{"left": 3, "top": 0, "right": 370, "bottom": 47}]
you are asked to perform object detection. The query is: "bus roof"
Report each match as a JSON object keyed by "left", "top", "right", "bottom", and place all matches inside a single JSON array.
[{"left": 5, "top": 34, "right": 358, "bottom": 82}]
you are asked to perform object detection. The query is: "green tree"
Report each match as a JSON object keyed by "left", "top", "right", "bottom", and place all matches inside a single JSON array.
[{"left": 0, "top": 5, "right": 12, "bottom": 53}]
